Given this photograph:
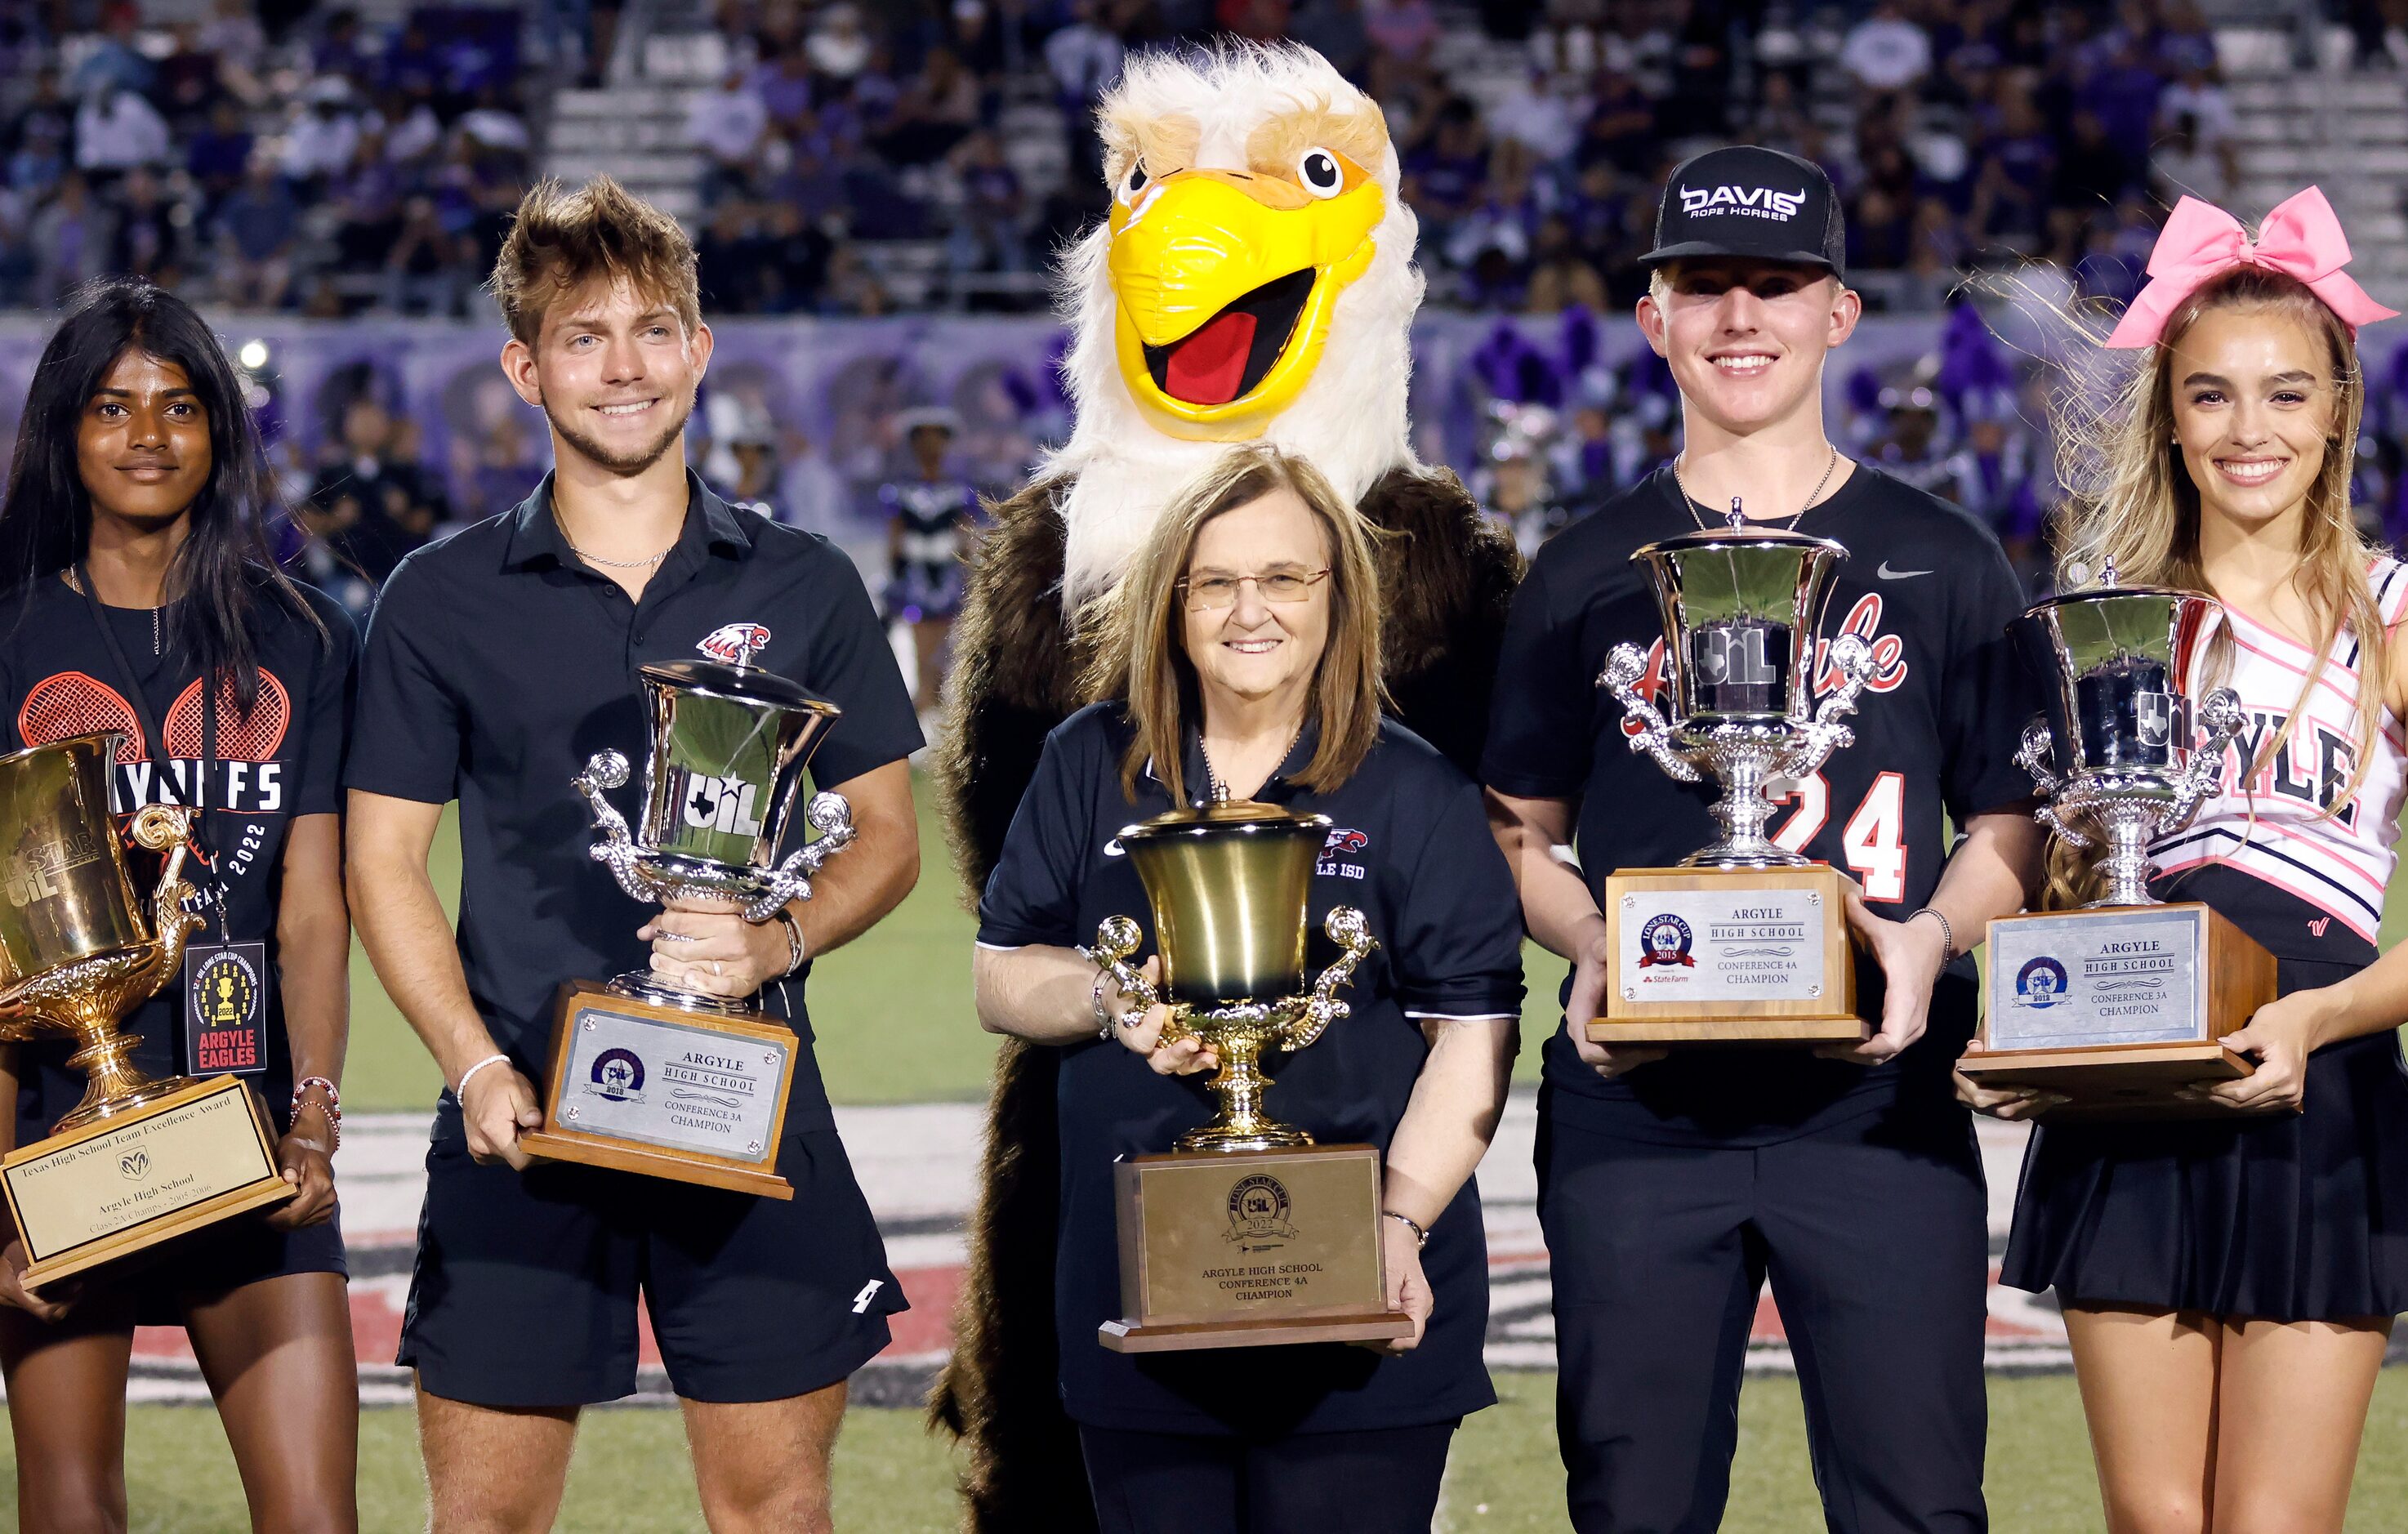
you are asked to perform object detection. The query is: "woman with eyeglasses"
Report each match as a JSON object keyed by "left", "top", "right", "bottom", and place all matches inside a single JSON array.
[{"left": 970, "top": 442, "right": 1524, "bottom": 1533}]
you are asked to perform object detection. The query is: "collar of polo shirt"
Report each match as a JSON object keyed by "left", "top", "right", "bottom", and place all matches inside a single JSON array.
[
  {"left": 498, "top": 470, "right": 756, "bottom": 573},
  {"left": 1149, "top": 716, "right": 1323, "bottom": 809}
]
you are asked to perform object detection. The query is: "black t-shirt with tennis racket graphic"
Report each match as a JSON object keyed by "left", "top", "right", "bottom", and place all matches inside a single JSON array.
[
  {"left": 0, "top": 573, "right": 355, "bottom": 1123},
  {"left": 1481, "top": 464, "right": 2040, "bottom": 1144}
]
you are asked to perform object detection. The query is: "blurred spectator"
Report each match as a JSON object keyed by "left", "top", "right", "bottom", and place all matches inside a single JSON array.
[
  {"left": 386, "top": 195, "right": 465, "bottom": 316},
  {"left": 948, "top": 130, "right": 1029, "bottom": 275},
  {"left": 881, "top": 411, "right": 979, "bottom": 715},
  {"left": 1291, "top": 0, "right": 1372, "bottom": 81},
  {"left": 881, "top": 47, "right": 979, "bottom": 165},
  {"left": 30, "top": 171, "right": 114, "bottom": 305},
  {"left": 807, "top": 4, "right": 876, "bottom": 79},
  {"left": 689, "top": 66, "right": 769, "bottom": 205},
  {"left": 1840, "top": 3, "right": 1930, "bottom": 94},
  {"left": 1366, "top": 0, "right": 1440, "bottom": 65},
  {"left": 214, "top": 158, "right": 300, "bottom": 311},
  {"left": 2151, "top": 111, "right": 2233, "bottom": 207},
  {"left": 109, "top": 167, "right": 190, "bottom": 288},
  {"left": 303, "top": 397, "right": 448, "bottom": 612},
  {"left": 75, "top": 83, "right": 170, "bottom": 176}
]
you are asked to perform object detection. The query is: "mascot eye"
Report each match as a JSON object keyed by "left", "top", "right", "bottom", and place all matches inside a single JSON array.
[
  {"left": 1295, "top": 147, "right": 1344, "bottom": 198},
  {"left": 1121, "top": 160, "right": 1149, "bottom": 202}
]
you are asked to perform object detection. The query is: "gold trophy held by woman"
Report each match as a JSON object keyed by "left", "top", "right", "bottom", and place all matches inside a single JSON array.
[{"left": 0, "top": 734, "right": 290, "bottom": 1289}]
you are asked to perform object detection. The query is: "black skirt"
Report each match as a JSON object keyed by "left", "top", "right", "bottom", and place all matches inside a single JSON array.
[{"left": 2002, "top": 957, "right": 2408, "bottom": 1322}]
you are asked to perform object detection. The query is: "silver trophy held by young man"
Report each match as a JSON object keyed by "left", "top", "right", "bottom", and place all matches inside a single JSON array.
[
  {"left": 522, "top": 631, "right": 858, "bottom": 1196},
  {"left": 1590, "top": 501, "right": 1877, "bottom": 1046},
  {"left": 1962, "top": 569, "right": 2276, "bottom": 1113}
]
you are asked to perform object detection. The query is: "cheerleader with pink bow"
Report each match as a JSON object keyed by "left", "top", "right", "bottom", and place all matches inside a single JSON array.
[{"left": 1964, "top": 187, "right": 2407, "bottom": 1532}]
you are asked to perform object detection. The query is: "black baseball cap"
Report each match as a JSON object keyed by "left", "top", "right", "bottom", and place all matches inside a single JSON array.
[{"left": 1640, "top": 145, "right": 1847, "bottom": 280}]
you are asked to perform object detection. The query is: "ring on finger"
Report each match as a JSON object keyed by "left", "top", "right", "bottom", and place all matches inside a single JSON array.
[{"left": 658, "top": 930, "right": 702, "bottom": 945}]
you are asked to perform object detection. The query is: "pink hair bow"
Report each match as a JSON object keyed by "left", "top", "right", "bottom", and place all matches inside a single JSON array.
[{"left": 2104, "top": 187, "right": 2398, "bottom": 349}]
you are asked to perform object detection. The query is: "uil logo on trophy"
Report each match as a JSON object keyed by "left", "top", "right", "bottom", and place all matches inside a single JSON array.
[
  {"left": 520, "top": 644, "right": 859, "bottom": 1197},
  {"left": 1591, "top": 500, "right": 1878, "bottom": 1046}
]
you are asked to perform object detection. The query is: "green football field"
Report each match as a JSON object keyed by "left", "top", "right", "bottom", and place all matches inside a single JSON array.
[
  {"left": 84, "top": 779, "right": 2408, "bottom": 1529},
  {"left": 28, "top": 1370, "right": 2408, "bottom": 1531}
]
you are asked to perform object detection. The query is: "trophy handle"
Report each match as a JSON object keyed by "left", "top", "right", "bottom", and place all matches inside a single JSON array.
[
  {"left": 2036, "top": 803, "right": 2094, "bottom": 850},
  {"left": 740, "top": 792, "right": 858, "bottom": 923},
  {"left": 1079, "top": 914, "right": 1162, "bottom": 1029},
  {"left": 2013, "top": 714, "right": 2062, "bottom": 797},
  {"left": 2165, "top": 687, "right": 2244, "bottom": 832},
  {"left": 573, "top": 751, "right": 654, "bottom": 903},
  {"left": 132, "top": 803, "right": 203, "bottom": 984},
  {"left": 1779, "top": 633, "right": 1875, "bottom": 779},
  {"left": 1281, "top": 906, "right": 1377, "bottom": 1052},
  {"left": 1598, "top": 643, "right": 1701, "bottom": 783}
]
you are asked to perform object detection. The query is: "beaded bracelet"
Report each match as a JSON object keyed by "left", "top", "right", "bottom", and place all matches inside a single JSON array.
[{"left": 293, "top": 1076, "right": 342, "bottom": 1152}]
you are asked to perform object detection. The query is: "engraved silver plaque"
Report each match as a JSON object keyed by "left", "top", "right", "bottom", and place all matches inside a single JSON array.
[
  {"left": 1985, "top": 906, "right": 2205, "bottom": 1050},
  {"left": 555, "top": 1004, "right": 787, "bottom": 1163},
  {"left": 1617, "top": 889, "right": 1827, "bottom": 1003}
]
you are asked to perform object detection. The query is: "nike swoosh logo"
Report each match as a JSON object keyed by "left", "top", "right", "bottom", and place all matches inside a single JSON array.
[{"left": 1877, "top": 562, "right": 1932, "bottom": 579}]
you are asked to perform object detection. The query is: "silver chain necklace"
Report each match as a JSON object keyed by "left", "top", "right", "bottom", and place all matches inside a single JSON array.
[
  {"left": 555, "top": 512, "right": 671, "bottom": 570},
  {"left": 1199, "top": 713, "right": 1308, "bottom": 803},
  {"left": 1674, "top": 444, "right": 1839, "bottom": 530}
]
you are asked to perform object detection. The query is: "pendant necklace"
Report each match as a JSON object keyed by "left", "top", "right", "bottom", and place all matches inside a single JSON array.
[
  {"left": 1674, "top": 444, "right": 1838, "bottom": 532},
  {"left": 1198, "top": 713, "right": 1308, "bottom": 804}
]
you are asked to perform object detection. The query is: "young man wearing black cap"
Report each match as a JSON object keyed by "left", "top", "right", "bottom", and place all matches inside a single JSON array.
[{"left": 1483, "top": 145, "right": 2047, "bottom": 1532}]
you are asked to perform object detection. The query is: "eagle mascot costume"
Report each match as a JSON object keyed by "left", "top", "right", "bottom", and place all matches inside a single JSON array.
[{"left": 929, "top": 43, "right": 1521, "bottom": 1529}]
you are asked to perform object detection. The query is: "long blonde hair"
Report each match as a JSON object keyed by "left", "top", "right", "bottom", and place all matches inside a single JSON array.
[
  {"left": 2047, "top": 264, "right": 2383, "bottom": 906},
  {"left": 1090, "top": 442, "right": 1387, "bottom": 805}
]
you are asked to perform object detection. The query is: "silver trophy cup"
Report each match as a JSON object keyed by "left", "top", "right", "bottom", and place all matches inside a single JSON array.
[
  {"left": 1599, "top": 502, "right": 1878, "bottom": 867},
  {"left": 2012, "top": 570, "right": 2242, "bottom": 907},
  {"left": 571, "top": 647, "right": 857, "bottom": 1014}
]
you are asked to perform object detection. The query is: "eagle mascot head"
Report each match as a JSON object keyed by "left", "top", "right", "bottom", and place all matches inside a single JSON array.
[{"left": 1049, "top": 42, "right": 1422, "bottom": 608}]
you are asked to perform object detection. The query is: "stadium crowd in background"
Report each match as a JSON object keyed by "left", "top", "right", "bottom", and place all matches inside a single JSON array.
[{"left": 0, "top": 2, "right": 536, "bottom": 317}]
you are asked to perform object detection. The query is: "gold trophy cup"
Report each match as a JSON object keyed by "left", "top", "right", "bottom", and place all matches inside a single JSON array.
[
  {"left": 0, "top": 734, "right": 290, "bottom": 1289},
  {"left": 1083, "top": 796, "right": 1410, "bottom": 1353}
]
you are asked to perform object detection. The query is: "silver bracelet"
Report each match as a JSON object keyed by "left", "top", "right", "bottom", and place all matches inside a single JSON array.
[
  {"left": 1909, "top": 907, "right": 1955, "bottom": 961},
  {"left": 776, "top": 908, "right": 807, "bottom": 977},
  {"left": 1382, "top": 1210, "right": 1430, "bottom": 1250},
  {"left": 1092, "top": 970, "right": 1118, "bottom": 1040},
  {"left": 453, "top": 1052, "right": 513, "bottom": 1100}
]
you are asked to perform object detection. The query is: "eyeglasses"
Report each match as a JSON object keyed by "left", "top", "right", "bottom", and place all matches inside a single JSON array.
[{"left": 1179, "top": 568, "right": 1332, "bottom": 612}]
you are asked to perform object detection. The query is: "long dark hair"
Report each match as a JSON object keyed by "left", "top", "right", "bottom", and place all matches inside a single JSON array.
[{"left": 0, "top": 279, "right": 319, "bottom": 710}]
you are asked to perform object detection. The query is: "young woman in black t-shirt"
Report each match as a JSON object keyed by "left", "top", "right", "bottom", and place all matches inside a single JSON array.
[{"left": 0, "top": 280, "right": 359, "bottom": 1530}]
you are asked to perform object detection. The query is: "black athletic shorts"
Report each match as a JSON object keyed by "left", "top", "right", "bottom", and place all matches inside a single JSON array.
[{"left": 398, "top": 1097, "right": 906, "bottom": 1407}]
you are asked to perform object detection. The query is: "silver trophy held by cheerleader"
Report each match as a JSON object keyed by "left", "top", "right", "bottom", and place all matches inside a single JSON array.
[
  {"left": 1963, "top": 566, "right": 2276, "bottom": 1113},
  {"left": 1588, "top": 500, "right": 1879, "bottom": 1047},
  {"left": 1599, "top": 502, "right": 1878, "bottom": 868},
  {"left": 522, "top": 634, "right": 860, "bottom": 1197},
  {"left": 2006, "top": 566, "right": 2243, "bottom": 907}
]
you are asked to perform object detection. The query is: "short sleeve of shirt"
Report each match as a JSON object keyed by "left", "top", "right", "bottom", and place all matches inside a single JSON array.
[
  {"left": 292, "top": 593, "right": 359, "bottom": 816},
  {"left": 1940, "top": 532, "right": 2041, "bottom": 820},
  {"left": 796, "top": 546, "right": 924, "bottom": 788},
  {"left": 1479, "top": 558, "right": 1592, "bottom": 800},
  {"left": 346, "top": 553, "right": 464, "bottom": 805},
  {"left": 1389, "top": 766, "right": 1526, "bottom": 1019},
  {"left": 975, "top": 720, "right": 1098, "bottom": 951}
]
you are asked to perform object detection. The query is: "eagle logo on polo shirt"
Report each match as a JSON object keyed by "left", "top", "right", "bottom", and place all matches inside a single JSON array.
[
  {"left": 696, "top": 623, "right": 773, "bottom": 667},
  {"left": 1317, "top": 826, "right": 1369, "bottom": 881}
]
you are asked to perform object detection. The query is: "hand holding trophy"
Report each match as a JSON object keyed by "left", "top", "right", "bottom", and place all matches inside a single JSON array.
[
  {"left": 520, "top": 642, "right": 857, "bottom": 1197},
  {"left": 0, "top": 734, "right": 292, "bottom": 1290},
  {"left": 1590, "top": 501, "right": 1880, "bottom": 1047},
  {"left": 1082, "top": 793, "right": 1408, "bottom": 1353},
  {"left": 1960, "top": 569, "right": 2277, "bottom": 1115}
]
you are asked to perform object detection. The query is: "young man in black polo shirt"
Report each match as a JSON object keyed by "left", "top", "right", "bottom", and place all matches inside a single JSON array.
[
  {"left": 1483, "top": 147, "right": 2047, "bottom": 1532},
  {"left": 346, "top": 176, "right": 922, "bottom": 1533}
]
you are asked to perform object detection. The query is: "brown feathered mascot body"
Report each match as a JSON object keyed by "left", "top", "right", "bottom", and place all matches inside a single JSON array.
[{"left": 930, "top": 43, "right": 1520, "bottom": 1528}]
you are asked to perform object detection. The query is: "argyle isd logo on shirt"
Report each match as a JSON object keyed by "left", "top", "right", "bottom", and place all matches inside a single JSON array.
[{"left": 1679, "top": 183, "right": 1806, "bottom": 221}]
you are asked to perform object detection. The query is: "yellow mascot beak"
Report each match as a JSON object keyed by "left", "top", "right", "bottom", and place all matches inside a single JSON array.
[{"left": 1108, "top": 167, "right": 1385, "bottom": 440}]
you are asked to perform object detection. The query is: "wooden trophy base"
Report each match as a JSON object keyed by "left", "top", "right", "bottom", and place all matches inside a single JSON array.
[
  {"left": 1103, "top": 1144, "right": 1411, "bottom": 1353},
  {"left": 2, "top": 1075, "right": 294, "bottom": 1290},
  {"left": 524, "top": 980, "right": 798, "bottom": 1199},
  {"left": 1591, "top": 864, "right": 1867, "bottom": 1048},
  {"left": 1963, "top": 903, "right": 2275, "bottom": 1119}
]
